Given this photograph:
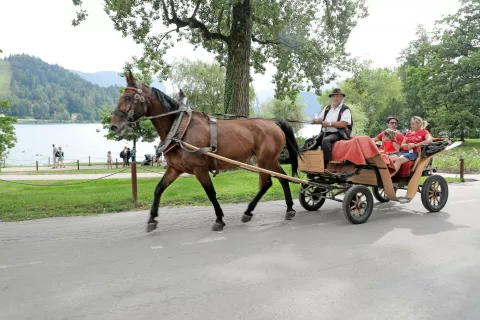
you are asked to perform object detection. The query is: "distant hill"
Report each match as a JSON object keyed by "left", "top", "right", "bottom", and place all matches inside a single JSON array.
[
  {"left": 300, "top": 91, "right": 322, "bottom": 119},
  {"left": 1, "top": 54, "right": 120, "bottom": 121},
  {"left": 72, "top": 70, "right": 166, "bottom": 92}
]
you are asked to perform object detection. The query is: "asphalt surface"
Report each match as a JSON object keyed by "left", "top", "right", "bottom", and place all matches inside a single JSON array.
[{"left": 1, "top": 180, "right": 480, "bottom": 320}]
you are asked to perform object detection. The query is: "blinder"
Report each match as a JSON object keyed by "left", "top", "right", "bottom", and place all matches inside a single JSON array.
[{"left": 113, "top": 87, "right": 149, "bottom": 124}]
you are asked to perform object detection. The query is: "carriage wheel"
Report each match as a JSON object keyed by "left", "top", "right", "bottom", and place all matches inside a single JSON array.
[
  {"left": 372, "top": 187, "right": 397, "bottom": 203},
  {"left": 421, "top": 175, "right": 449, "bottom": 212},
  {"left": 342, "top": 185, "right": 374, "bottom": 224},
  {"left": 299, "top": 184, "right": 326, "bottom": 211}
]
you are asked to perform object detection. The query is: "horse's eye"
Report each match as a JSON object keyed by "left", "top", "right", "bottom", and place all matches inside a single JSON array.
[{"left": 124, "top": 96, "right": 131, "bottom": 102}]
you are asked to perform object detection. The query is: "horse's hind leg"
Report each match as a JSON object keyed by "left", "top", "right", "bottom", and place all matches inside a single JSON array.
[
  {"left": 194, "top": 170, "right": 226, "bottom": 231},
  {"left": 147, "top": 167, "right": 182, "bottom": 232},
  {"left": 242, "top": 172, "right": 273, "bottom": 223},
  {"left": 274, "top": 163, "right": 296, "bottom": 220}
]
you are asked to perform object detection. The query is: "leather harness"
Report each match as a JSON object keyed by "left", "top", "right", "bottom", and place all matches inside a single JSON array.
[{"left": 115, "top": 86, "right": 220, "bottom": 175}]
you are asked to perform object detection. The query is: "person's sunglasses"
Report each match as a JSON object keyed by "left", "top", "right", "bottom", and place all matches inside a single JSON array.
[{"left": 389, "top": 121, "right": 397, "bottom": 124}]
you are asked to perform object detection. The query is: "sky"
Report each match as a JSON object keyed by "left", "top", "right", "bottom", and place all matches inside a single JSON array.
[{"left": 0, "top": 0, "right": 461, "bottom": 96}]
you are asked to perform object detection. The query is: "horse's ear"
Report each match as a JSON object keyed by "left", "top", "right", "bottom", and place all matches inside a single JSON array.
[
  {"left": 125, "top": 70, "right": 136, "bottom": 87},
  {"left": 179, "top": 89, "right": 185, "bottom": 98}
]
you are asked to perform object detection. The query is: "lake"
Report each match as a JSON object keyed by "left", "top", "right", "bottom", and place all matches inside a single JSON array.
[
  {"left": 6, "top": 123, "right": 160, "bottom": 166},
  {"left": 5, "top": 123, "right": 320, "bottom": 166}
]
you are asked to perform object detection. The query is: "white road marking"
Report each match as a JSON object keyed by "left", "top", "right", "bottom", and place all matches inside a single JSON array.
[
  {"left": 0, "top": 261, "right": 41, "bottom": 270},
  {"left": 196, "top": 236, "right": 226, "bottom": 243},
  {"left": 291, "top": 222, "right": 334, "bottom": 229},
  {"left": 248, "top": 222, "right": 282, "bottom": 231},
  {"left": 450, "top": 200, "right": 476, "bottom": 205},
  {"left": 182, "top": 242, "right": 193, "bottom": 245},
  {"left": 150, "top": 245, "right": 163, "bottom": 250}
]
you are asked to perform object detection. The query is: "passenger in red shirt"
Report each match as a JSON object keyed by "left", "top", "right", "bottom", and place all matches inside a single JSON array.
[
  {"left": 390, "top": 116, "right": 433, "bottom": 174},
  {"left": 373, "top": 116, "right": 404, "bottom": 158}
]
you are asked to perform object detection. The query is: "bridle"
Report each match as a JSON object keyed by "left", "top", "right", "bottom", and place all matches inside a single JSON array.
[
  {"left": 112, "top": 86, "right": 149, "bottom": 123},
  {"left": 112, "top": 86, "right": 189, "bottom": 125}
]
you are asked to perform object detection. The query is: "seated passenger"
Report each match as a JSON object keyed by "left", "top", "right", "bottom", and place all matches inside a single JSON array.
[
  {"left": 390, "top": 116, "right": 433, "bottom": 174},
  {"left": 311, "top": 88, "right": 353, "bottom": 170},
  {"left": 373, "top": 116, "right": 404, "bottom": 158}
]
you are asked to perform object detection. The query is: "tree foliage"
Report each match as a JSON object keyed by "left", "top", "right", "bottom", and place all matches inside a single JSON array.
[
  {"left": 72, "top": 0, "right": 367, "bottom": 116},
  {"left": 398, "top": 0, "right": 480, "bottom": 139},
  {"left": 0, "top": 54, "right": 120, "bottom": 121},
  {"left": 0, "top": 100, "right": 17, "bottom": 159},
  {"left": 257, "top": 97, "right": 306, "bottom": 135},
  {"left": 169, "top": 59, "right": 256, "bottom": 115},
  {"left": 317, "top": 64, "right": 401, "bottom": 136}
]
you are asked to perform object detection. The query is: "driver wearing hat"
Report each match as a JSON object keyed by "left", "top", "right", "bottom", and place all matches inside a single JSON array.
[{"left": 311, "top": 88, "right": 352, "bottom": 170}]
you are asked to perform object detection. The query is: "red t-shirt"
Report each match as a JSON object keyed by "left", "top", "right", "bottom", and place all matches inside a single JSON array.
[
  {"left": 376, "top": 131, "right": 404, "bottom": 153},
  {"left": 403, "top": 129, "right": 430, "bottom": 152}
]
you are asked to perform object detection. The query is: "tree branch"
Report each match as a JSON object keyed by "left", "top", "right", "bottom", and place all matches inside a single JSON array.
[
  {"left": 160, "top": 0, "right": 228, "bottom": 42},
  {"left": 217, "top": 5, "right": 225, "bottom": 34},
  {"left": 190, "top": 0, "right": 202, "bottom": 19},
  {"left": 251, "top": 35, "right": 297, "bottom": 50},
  {"left": 189, "top": 18, "right": 229, "bottom": 42},
  {"left": 160, "top": 0, "right": 171, "bottom": 22}
]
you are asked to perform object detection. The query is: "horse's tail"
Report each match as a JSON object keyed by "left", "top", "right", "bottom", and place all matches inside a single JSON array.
[{"left": 276, "top": 119, "right": 301, "bottom": 177}]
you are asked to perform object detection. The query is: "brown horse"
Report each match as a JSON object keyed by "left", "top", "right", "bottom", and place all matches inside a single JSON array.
[{"left": 110, "top": 72, "right": 301, "bottom": 232}]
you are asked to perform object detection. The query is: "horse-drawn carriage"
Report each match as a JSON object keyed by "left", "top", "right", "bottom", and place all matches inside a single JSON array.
[
  {"left": 109, "top": 73, "right": 461, "bottom": 233},
  {"left": 297, "top": 136, "right": 461, "bottom": 224}
]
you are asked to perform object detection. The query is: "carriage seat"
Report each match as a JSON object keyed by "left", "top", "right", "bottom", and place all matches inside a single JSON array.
[
  {"left": 396, "top": 161, "right": 416, "bottom": 177},
  {"left": 395, "top": 148, "right": 424, "bottom": 177}
]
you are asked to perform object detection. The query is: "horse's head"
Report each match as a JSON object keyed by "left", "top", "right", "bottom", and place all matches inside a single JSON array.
[{"left": 110, "top": 71, "right": 150, "bottom": 134}]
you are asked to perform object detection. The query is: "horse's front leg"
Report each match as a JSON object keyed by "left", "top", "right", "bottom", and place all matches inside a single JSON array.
[
  {"left": 194, "top": 170, "right": 226, "bottom": 231},
  {"left": 147, "top": 166, "right": 182, "bottom": 232}
]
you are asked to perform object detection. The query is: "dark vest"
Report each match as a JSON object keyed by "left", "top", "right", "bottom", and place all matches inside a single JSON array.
[{"left": 323, "top": 104, "right": 353, "bottom": 131}]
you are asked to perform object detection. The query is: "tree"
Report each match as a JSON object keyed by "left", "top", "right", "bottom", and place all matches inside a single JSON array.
[
  {"left": 0, "top": 100, "right": 17, "bottom": 160},
  {"left": 398, "top": 0, "right": 480, "bottom": 139},
  {"left": 257, "top": 97, "right": 306, "bottom": 135},
  {"left": 169, "top": 59, "right": 228, "bottom": 114},
  {"left": 317, "top": 64, "right": 404, "bottom": 136},
  {"left": 169, "top": 59, "right": 256, "bottom": 115},
  {"left": 72, "top": 0, "right": 367, "bottom": 117}
]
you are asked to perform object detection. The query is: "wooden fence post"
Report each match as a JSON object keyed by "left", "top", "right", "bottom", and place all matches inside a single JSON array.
[
  {"left": 131, "top": 162, "right": 138, "bottom": 202},
  {"left": 89, "top": 156, "right": 91, "bottom": 166},
  {"left": 77, "top": 160, "right": 80, "bottom": 170},
  {"left": 116, "top": 158, "right": 118, "bottom": 169},
  {"left": 36, "top": 161, "right": 38, "bottom": 171},
  {"left": 460, "top": 158, "right": 465, "bottom": 182}
]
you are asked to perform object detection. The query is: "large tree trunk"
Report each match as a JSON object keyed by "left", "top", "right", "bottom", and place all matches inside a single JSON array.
[{"left": 223, "top": 0, "right": 252, "bottom": 117}]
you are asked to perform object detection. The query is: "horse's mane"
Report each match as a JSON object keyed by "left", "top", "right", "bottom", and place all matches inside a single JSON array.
[{"left": 151, "top": 87, "right": 180, "bottom": 112}]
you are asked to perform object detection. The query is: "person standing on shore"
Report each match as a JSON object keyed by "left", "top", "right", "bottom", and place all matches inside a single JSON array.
[
  {"left": 52, "top": 144, "right": 58, "bottom": 169},
  {"left": 107, "top": 151, "right": 113, "bottom": 169},
  {"left": 57, "top": 147, "right": 65, "bottom": 168}
]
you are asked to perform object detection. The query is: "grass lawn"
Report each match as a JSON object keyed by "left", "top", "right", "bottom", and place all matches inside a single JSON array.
[
  {"left": 433, "top": 139, "right": 480, "bottom": 173},
  {"left": 0, "top": 166, "right": 165, "bottom": 175},
  {"left": 462, "top": 138, "right": 480, "bottom": 151},
  {"left": 0, "top": 168, "right": 465, "bottom": 222}
]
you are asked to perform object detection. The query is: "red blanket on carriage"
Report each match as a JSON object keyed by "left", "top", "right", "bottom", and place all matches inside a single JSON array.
[{"left": 331, "top": 136, "right": 396, "bottom": 173}]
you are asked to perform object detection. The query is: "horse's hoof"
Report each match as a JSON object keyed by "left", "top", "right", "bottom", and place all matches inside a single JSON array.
[
  {"left": 285, "top": 210, "right": 296, "bottom": 220},
  {"left": 212, "top": 222, "right": 225, "bottom": 231},
  {"left": 241, "top": 214, "right": 253, "bottom": 223},
  {"left": 147, "top": 221, "right": 158, "bottom": 232}
]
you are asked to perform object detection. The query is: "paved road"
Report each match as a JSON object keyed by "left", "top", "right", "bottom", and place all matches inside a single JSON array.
[
  {"left": 0, "top": 171, "right": 478, "bottom": 181},
  {"left": 1, "top": 181, "right": 480, "bottom": 320}
]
